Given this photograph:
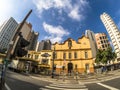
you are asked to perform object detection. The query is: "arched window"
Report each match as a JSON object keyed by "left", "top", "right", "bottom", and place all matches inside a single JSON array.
[{"left": 68, "top": 40, "right": 72, "bottom": 49}]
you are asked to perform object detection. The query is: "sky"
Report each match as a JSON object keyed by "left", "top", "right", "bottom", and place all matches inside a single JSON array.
[{"left": 0, "top": 0, "right": 120, "bottom": 44}]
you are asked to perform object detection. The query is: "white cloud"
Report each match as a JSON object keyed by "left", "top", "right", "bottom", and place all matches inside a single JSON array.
[
  {"left": 43, "top": 22, "right": 70, "bottom": 43},
  {"left": 0, "top": 0, "right": 14, "bottom": 24},
  {"left": 68, "top": 5, "right": 82, "bottom": 21},
  {"left": 33, "top": 0, "right": 90, "bottom": 21},
  {"left": 0, "top": 0, "right": 33, "bottom": 25}
]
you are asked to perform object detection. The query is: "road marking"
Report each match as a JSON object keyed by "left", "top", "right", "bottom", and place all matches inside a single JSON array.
[
  {"left": 30, "top": 76, "right": 55, "bottom": 82},
  {"left": 97, "top": 83, "right": 119, "bottom": 90},
  {"left": 43, "top": 86, "right": 88, "bottom": 90},
  {"left": 5, "top": 83, "right": 11, "bottom": 90}
]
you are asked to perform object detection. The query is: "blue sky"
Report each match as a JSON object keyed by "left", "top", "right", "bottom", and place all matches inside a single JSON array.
[{"left": 0, "top": 0, "right": 120, "bottom": 43}]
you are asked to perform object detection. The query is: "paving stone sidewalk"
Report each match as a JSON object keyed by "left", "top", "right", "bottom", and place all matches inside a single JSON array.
[{"left": 30, "top": 69, "right": 120, "bottom": 84}]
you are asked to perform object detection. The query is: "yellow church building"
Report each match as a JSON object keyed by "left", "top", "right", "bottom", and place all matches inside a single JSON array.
[
  {"left": 26, "top": 35, "right": 95, "bottom": 74},
  {"left": 52, "top": 35, "right": 94, "bottom": 74}
]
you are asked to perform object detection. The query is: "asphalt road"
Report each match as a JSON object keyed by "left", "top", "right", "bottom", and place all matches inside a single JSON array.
[
  {"left": 86, "top": 77, "right": 120, "bottom": 90},
  {"left": 4, "top": 70, "right": 120, "bottom": 90},
  {"left": 5, "top": 70, "right": 51, "bottom": 90}
]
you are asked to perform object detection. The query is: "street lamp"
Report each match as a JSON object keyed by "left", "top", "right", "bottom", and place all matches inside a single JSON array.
[{"left": 51, "top": 46, "right": 55, "bottom": 78}]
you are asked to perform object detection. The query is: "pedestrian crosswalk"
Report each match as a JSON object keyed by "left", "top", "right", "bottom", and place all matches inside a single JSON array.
[{"left": 40, "top": 81, "right": 88, "bottom": 90}]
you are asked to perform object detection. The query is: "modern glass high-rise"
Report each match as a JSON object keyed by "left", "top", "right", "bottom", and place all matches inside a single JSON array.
[
  {"left": 100, "top": 12, "right": 120, "bottom": 58},
  {"left": 0, "top": 17, "right": 18, "bottom": 50}
]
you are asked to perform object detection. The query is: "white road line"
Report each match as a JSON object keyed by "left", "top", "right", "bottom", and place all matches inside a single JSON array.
[
  {"left": 44, "top": 86, "right": 88, "bottom": 90},
  {"left": 5, "top": 83, "right": 11, "bottom": 90},
  {"left": 97, "top": 83, "right": 119, "bottom": 90},
  {"left": 30, "top": 76, "right": 56, "bottom": 83}
]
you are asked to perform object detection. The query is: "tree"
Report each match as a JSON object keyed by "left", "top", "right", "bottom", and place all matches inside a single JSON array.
[
  {"left": 101, "top": 50, "right": 108, "bottom": 64},
  {"left": 95, "top": 47, "right": 117, "bottom": 65},
  {"left": 111, "top": 51, "right": 117, "bottom": 63},
  {"left": 95, "top": 49, "right": 103, "bottom": 65}
]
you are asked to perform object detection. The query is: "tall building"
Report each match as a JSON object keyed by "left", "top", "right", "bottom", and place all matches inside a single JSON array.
[
  {"left": 19, "top": 22, "right": 39, "bottom": 51},
  {"left": 36, "top": 40, "right": 51, "bottom": 51},
  {"left": 85, "top": 30, "right": 98, "bottom": 58},
  {"left": 0, "top": 17, "right": 18, "bottom": 50},
  {"left": 95, "top": 33, "right": 110, "bottom": 50},
  {"left": 35, "top": 41, "right": 40, "bottom": 52},
  {"left": 20, "top": 22, "right": 32, "bottom": 40},
  {"left": 100, "top": 12, "right": 120, "bottom": 58},
  {"left": 27, "top": 31, "right": 39, "bottom": 50}
]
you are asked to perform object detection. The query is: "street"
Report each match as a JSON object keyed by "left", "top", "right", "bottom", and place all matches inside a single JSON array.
[
  {"left": 4, "top": 70, "right": 120, "bottom": 90},
  {"left": 86, "top": 77, "right": 120, "bottom": 90},
  {"left": 5, "top": 70, "right": 50, "bottom": 90}
]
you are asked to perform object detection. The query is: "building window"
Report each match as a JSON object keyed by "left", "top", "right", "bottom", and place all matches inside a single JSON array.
[
  {"left": 85, "top": 63, "right": 89, "bottom": 71},
  {"left": 74, "top": 52, "right": 77, "bottom": 59},
  {"left": 63, "top": 52, "right": 66, "bottom": 59},
  {"left": 69, "top": 53, "right": 71, "bottom": 59},
  {"left": 102, "top": 45, "right": 104, "bottom": 48},
  {"left": 31, "top": 55, "right": 33, "bottom": 59},
  {"left": 35, "top": 55, "right": 38, "bottom": 59},
  {"left": 41, "top": 59, "right": 48, "bottom": 64},
  {"left": 85, "top": 51, "right": 88, "bottom": 59},
  {"left": 101, "top": 41, "right": 103, "bottom": 44},
  {"left": 105, "top": 44, "right": 107, "bottom": 47},
  {"left": 28, "top": 54, "right": 30, "bottom": 58},
  {"left": 68, "top": 40, "right": 72, "bottom": 49},
  {"left": 102, "top": 36, "right": 104, "bottom": 39}
]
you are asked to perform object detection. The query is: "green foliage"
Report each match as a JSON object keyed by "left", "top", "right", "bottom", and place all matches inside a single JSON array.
[
  {"left": 95, "top": 47, "right": 117, "bottom": 65},
  {"left": 95, "top": 49, "right": 103, "bottom": 64}
]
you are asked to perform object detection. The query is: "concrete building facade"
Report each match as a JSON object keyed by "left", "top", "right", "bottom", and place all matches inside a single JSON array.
[
  {"left": 95, "top": 33, "right": 110, "bottom": 50},
  {"left": 19, "top": 22, "right": 39, "bottom": 51},
  {"left": 20, "top": 22, "right": 32, "bottom": 40},
  {"left": 27, "top": 31, "right": 39, "bottom": 51},
  {"left": 36, "top": 40, "right": 52, "bottom": 51},
  {"left": 100, "top": 12, "right": 120, "bottom": 58},
  {"left": 0, "top": 17, "right": 18, "bottom": 50},
  {"left": 85, "top": 30, "right": 98, "bottom": 58}
]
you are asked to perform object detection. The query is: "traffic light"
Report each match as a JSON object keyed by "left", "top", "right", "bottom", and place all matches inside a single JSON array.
[
  {"left": 17, "top": 37, "right": 30, "bottom": 57},
  {"left": 12, "top": 32, "right": 30, "bottom": 58}
]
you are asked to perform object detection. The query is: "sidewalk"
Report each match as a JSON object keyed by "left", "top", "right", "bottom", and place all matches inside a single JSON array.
[{"left": 30, "top": 69, "right": 120, "bottom": 84}]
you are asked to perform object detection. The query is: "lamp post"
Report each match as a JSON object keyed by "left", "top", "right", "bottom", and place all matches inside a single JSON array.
[{"left": 51, "top": 47, "right": 55, "bottom": 78}]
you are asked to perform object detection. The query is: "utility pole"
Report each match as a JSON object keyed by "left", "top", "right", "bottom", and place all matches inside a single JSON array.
[{"left": 0, "top": 10, "right": 32, "bottom": 90}]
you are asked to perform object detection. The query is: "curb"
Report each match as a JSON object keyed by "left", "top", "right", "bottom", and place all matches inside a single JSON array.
[{"left": 30, "top": 70, "right": 120, "bottom": 84}]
